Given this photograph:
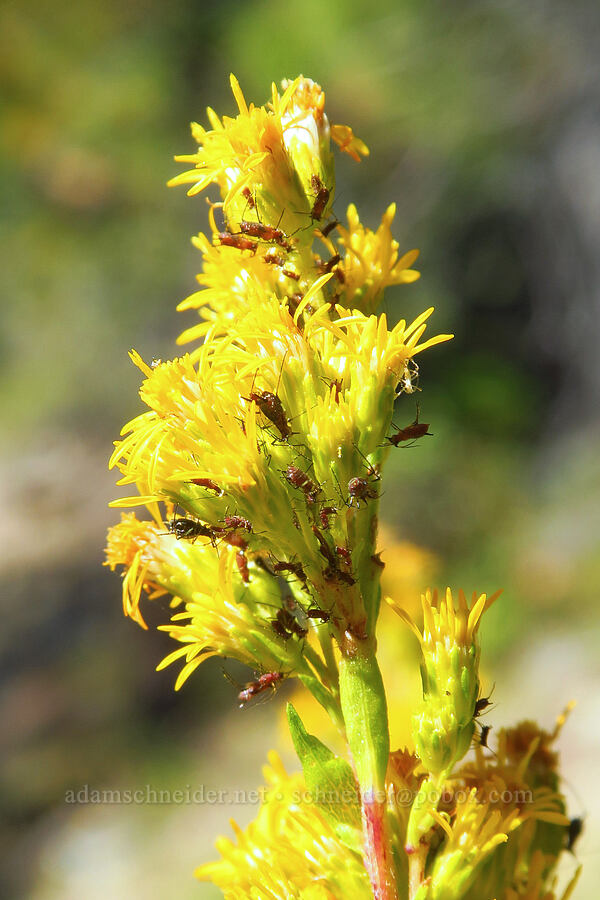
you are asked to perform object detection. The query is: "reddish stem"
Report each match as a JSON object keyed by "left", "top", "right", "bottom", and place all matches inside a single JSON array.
[{"left": 362, "top": 790, "right": 399, "bottom": 900}]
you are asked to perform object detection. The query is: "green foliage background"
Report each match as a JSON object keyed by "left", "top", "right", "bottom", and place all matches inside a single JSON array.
[{"left": 1, "top": 1, "right": 598, "bottom": 897}]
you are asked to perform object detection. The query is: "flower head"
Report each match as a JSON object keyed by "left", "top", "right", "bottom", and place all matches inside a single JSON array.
[{"left": 196, "top": 751, "right": 371, "bottom": 900}]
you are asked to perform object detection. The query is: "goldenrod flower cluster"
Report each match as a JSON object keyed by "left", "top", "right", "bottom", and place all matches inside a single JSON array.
[{"left": 105, "top": 76, "right": 580, "bottom": 900}]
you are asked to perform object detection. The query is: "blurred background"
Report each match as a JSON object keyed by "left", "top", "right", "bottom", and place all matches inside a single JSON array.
[{"left": 1, "top": 0, "right": 599, "bottom": 896}]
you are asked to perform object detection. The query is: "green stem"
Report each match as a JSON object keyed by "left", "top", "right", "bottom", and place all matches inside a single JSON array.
[{"left": 339, "top": 637, "right": 398, "bottom": 900}]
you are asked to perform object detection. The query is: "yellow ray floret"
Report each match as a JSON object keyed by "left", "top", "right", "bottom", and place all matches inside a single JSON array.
[
  {"left": 196, "top": 751, "right": 371, "bottom": 899},
  {"left": 336, "top": 203, "right": 420, "bottom": 313}
]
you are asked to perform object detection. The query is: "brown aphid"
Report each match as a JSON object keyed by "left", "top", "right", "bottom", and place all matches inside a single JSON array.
[
  {"left": 388, "top": 407, "right": 432, "bottom": 446},
  {"left": 241, "top": 186, "right": 256, "bottom": 209},
  {"left": 224, "top": 515, "right": 253, "bottom": 532},
  {"left": 311, "top": 525, "right": 337, "bottom": 568},
  {"left": 246, "top": 389, "right": 291, "bottom": 440},
  {"left": 284, "top": 464, "right": 320, "bottom": 503},
  {"left": 320, "top": 219, "right": 339, "bottom": 238},
  {"left": 272, "top": 560, "right": 309, "bottom": 592},
  {"left": 310, "top": 174, "right": 330, "bottom": 222},
  {"left": 217, "top": 232, "right": 257, "bottom": 253},
  {"left": 371, "top": 551, "right": 385, "bottom": 568},
  {"left": 335, "top": 545, "right": 352, "bottom": 565},
  {"left": 264, "top": 248, "right": 285, "bottom": 267},
  {"left": 474, "top": 687, "right": 494, "bottom": 718},
  {"left": 240, "top": 220, "right": 292, "bottom": 252},
  {"left": 238, "top": 671, "right": 284, "bottom": 706},
  {"left": 322, "top": 253, "right": 341, "bottom": 273},
  {"left": 235, "top": 550, "right": 250, "bottom": 583},
  {"left": 271, "top": 607, "right": 307, "bottom": 640},
  {"left": 191, "top": 477, "right": 223, "bottom": 496},
  {"left": 348, "top": 476, "right": 379, "bottom": 508},
  {"left": 319, "top": 505, "right": 337, "bottom": 529},
  {"left": 479, "top": 724, "right": 492, "bottom": 749},
  {"left": 305, "top": 606, "right": 331, "bottom": 623}
]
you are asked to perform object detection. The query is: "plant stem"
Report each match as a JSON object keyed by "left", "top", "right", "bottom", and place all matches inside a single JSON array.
[{"left": 339, "top": 637, "right": 398, "bottom": 900}]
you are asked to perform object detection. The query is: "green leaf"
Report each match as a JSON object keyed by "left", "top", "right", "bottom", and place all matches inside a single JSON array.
[{"left": 287, "top": 703, "right": 361, "bottom": 828}]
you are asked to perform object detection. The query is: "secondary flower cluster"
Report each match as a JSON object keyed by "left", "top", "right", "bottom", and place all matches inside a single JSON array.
[{"left": 105, "top": 76, "right": 580, "bottom": 900}]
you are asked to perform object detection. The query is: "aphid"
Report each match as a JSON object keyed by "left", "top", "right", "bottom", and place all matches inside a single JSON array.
[
  {"left": 348, "top": 476, "right": 379, "bottom": 508},
  {"left": 311, "top": 525, "right": 337, "bottom": 568},
  {"left": 272, "top": 560, "right": 309, "bottom": 593},
  {"left": 244, "top": 356, "right": 291, "bottom": 441},
  {"left": 240, "top": 220, "right": 293, "bottom": 252},
  {"left": 248, "top": 389, "right": 291, "bottom": 439},
  {"left": 335, "top": 545, "right": 352, "bottom": 565},
  {"left": 235, "top": 550, "right": 250, "bottom": 583},
  {"left": 474, "top": 685, "right": 495, "bottom": 718},
  {"left": 320, "top": 219, "right": 339, "bottom": 238},
  {"left": 224, "top": 515, "right": 253, "bottom": 533},
  {"left": 388, "top": 403, "right": 432, "bottom": 446},
  {"left": 479, "top": 724, "right": 492, "bottom": 749},
  {"left": 238, "top": 671, "right": 284, "bottom": 707},
  {"left": 319, "top": 505, "right": 337, "bottom": 529},
  {"left": 371, "top": 551, "right": 385, "bottom": 568},
  {"left": 241, "top": 186, "right": 256, "bottom": 210},
  {"left": 167, "top": 516, "right": 217, "bottom": 545},
  {"left": 305, "top": 606, "right": 331, "bottom": 623},
  {"left": 284, "top": 464, "right": 320, "bottom": 503},
  {"left": 566, "top": 817, "right": 584, "bottom": 853},
  {"left": 310, "top": 174, "right": 330, "bottom": 222},
  {"left": 217, "top": 232, "right": 257, "bottom": 253},
  {"left": 264, "top": 250, "right": 300, "bottom": 281},
  {"left": 191, "top": 477, "right": 223, "bottom": 496},
  {"left": 322, "top": 253, "right": 341, "bottom": 273},
  {"left": 271, "top": 607, "right": 307, "bottom": 640}
]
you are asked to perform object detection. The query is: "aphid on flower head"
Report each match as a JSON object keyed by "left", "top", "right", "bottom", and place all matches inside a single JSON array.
[
  {"left": 310, "top": 174, "right": 330, "bottom": 222},
  {"left": 263, "top": 248, "right": 300, "bottom": 281},
  {"left": 191, "top": 477, "right": 223, "bottom": 496},
  {"left": 479, "top": 724, "right": 492, "bottom": 749},
  {"left": 217, "top": 232, "right": 257, "bottom": 253},
  {"left": 239, "top": 220, "right": 293, "bottom": 252},
  {"left": 243, "top": 354, "right": 292, "bottom": 441},
  {"left": 241, "top": 186, "right": 256, "bottom": 210},
  {"left": 320, "top": 253, "right": 341, "bottom": 274},
  {"left": 235, "top": 550, "right": 250, "bottom": 583},
  {"left": 474, "top": 684, "right": 495, "bottom": 718},
  {"left": 311, "top": 525, "right": 337, "bottom": 568},
  {"left": 347, "top": 476, "right": 379, "bottom": 509},
  {"left": 283, "top": 464, "right": 321, "bottom": 504},
  {"left": 237, "top": 671, "right": 285, "bottom": 707},
  {"left": 320, "top": 218, "right": 339, "bottom": 238},
  {"left": 319, "top": 505, "right": 337, "bottom": 529},
  {"left": 346, "top": 446, "right": 381, "bottom": 508},
  {"left": 270, "top": 607, "right": 307, "bottom": 640},
  {"left": 272, "top": 560, "right": 309, "bottom": 593},
  {"left": 387, "top": 403, "right": 432, "bottom": 446},
  {"left": 223, "top": 515, "right": 253, "bottom": 533},
  {"left": 305, "top": 606, "right": 331, "bottom": 623}
]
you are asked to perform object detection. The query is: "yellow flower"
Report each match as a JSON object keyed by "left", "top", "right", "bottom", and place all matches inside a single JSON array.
[
  {"left": 196, "top": 751, "right": 371, "bottom": 899},
  {"left": 168, "top": 74, "right": 366, "bottom": 249},
  {"left": 104, "top": 510, "right": 309, "bottom": 690},
  {"left": 390, "top": 588, "right": 501, "bottom": 776},
  {"left": 334, "top": 203, "right": 420, "bottom": 314}
]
